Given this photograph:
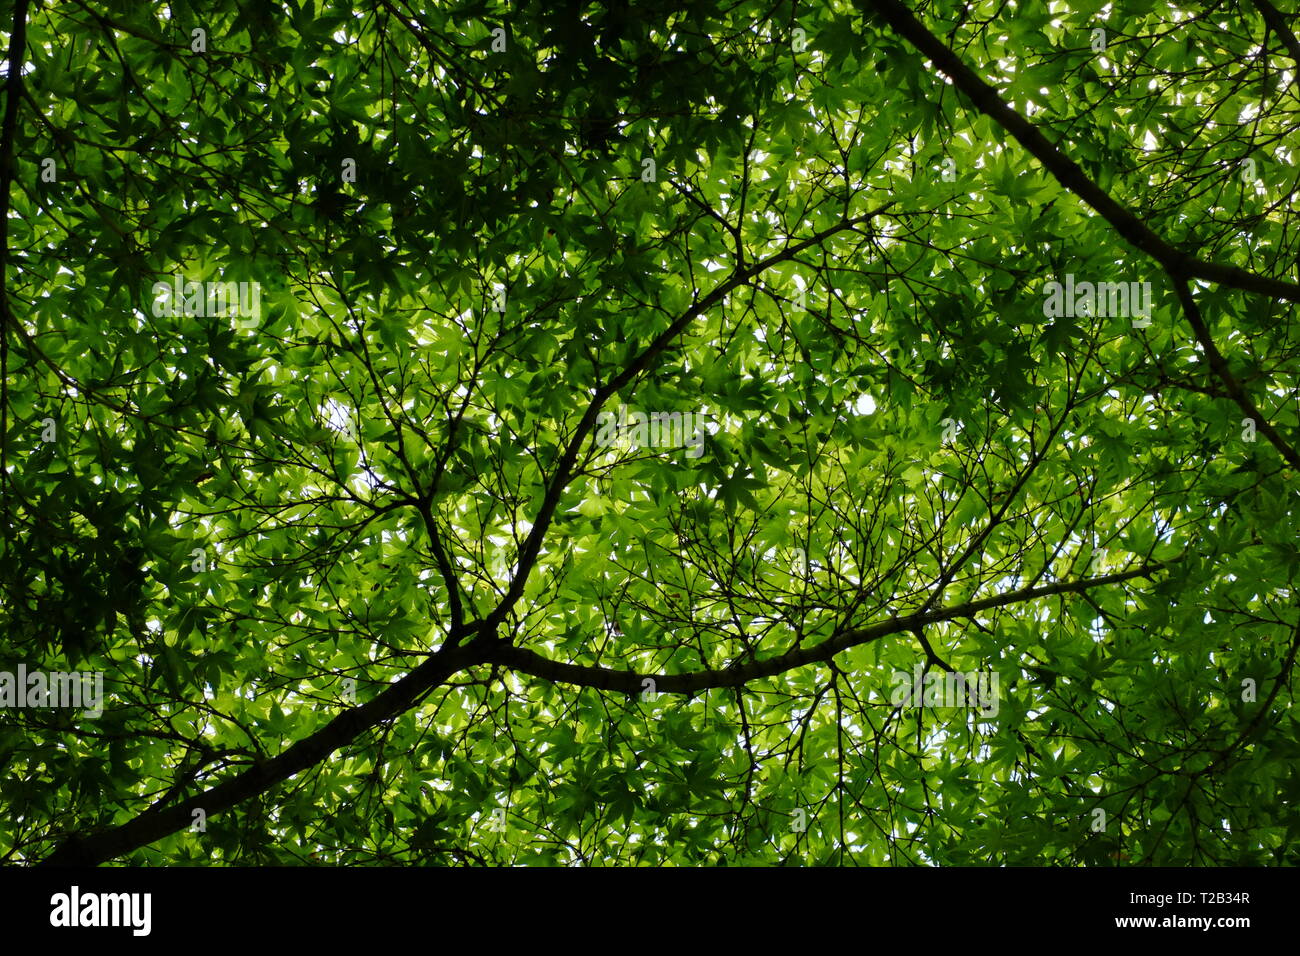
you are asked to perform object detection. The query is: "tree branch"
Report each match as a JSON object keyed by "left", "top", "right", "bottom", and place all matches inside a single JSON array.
[
  {"left": 0, "top": 0, "right": 33, "bottom": 495},
  {"left": 483, "top": 562, "right": 1170, "bottom": 694},
  {"left": 1251, "top": 0, "right": 1300, "bottom": 72},
  {"left": 862, "top": 0, "right": 1300, "bottom": 302},
  {"left": 38, "top": 630, "right": 493, "bottom": 866},
  {"left": 1172, "top": 280, "right": 1300, "bottom": 470},
  {"left": 483, "top": 204, "right": 896, "bottom": 634},
  {"left": 864, "top": 0, "right": 1300, "bottom": 472}
]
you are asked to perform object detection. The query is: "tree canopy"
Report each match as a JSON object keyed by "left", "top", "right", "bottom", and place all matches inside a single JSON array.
[{"left": 3, "top": 0, "right": 1299, "bottom": 866}]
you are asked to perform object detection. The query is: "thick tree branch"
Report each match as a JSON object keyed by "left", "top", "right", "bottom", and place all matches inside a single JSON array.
[
  {"left": 1251, "top": 0, "right": 1300, "bottom": 71},
  {"left": 862, "top": 0, "right": 1300, "bottom": 302},
  {"left": 864, "top": 0, "right": 1300, "bottom": 471},
  {"left": 38, "top": 629, "right": 493, "bottom": 866},
  {"left": 483, "top": 562, "right": 1170, "bottom": 694}
]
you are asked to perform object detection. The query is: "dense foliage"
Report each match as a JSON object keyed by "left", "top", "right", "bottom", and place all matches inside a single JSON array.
[{"left": 2, "top": 0, "right": 1299, "bottom": 866}]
